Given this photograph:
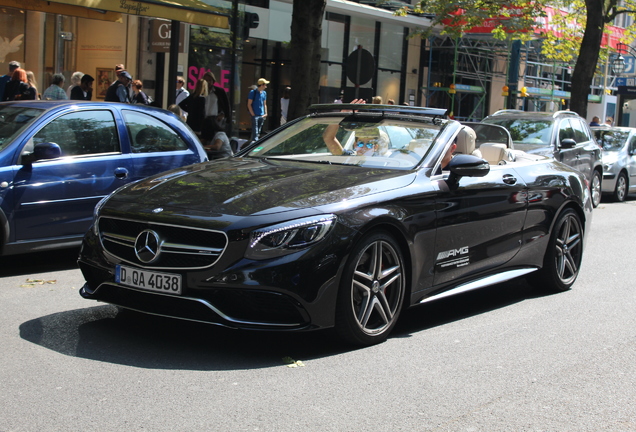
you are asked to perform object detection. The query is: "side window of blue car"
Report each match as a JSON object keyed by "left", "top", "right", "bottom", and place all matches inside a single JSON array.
[
  {"left": 122, "top": 110, "right": 189, "bottom": 153},
  {"left": 32, "top": 110, "right": 119, "bottom": 156}
]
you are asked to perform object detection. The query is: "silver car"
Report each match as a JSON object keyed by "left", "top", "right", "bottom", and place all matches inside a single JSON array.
[{"left": 592, "top": 126, "right": 636, "bottom": 202}]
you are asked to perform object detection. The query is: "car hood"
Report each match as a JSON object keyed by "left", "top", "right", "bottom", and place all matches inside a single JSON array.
[{"left": 105, "top": 157, "right": 417, "bottom": 217}]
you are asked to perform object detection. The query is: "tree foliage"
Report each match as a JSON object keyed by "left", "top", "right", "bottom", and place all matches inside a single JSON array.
[{"left": 397, "top": 0, "right": 636, "bottom": 118}]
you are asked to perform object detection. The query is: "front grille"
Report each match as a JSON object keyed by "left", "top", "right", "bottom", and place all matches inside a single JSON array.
[{"left": 98, "top": 216, "right": 228, "bottom": 270}]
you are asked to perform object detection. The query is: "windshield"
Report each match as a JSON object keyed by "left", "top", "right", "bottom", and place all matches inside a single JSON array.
[
  {"left": 0, "top": 106, "right": 44, "bottom": 151},
  {"left": 484, "top": 118, "right": 553, "bottom": 147},
  {"left": 594, "top": 129, "right": 629, "bottom": 151},
  {"left": 242, "top": 116, "right": 444, "bottom": 170}
]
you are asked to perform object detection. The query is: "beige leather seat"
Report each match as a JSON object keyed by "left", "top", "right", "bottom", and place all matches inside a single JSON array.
[
  {"left": 479, "top": 143, "right": 511, "bottom": 165},
  {"left": 454, "top": 126, "right": 482, "bottom": 158}
]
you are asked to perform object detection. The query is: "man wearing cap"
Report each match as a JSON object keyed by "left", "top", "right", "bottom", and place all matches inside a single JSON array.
[
  {"left": 248, "top": 78, "right": 269, "bottom": 141},
  {"left": 70, "top": 74, "right": 94, "bottom": 100},
  {"left": 42, "top": 74, "right": 68, "bottom": 100},
  {"left": 104, "top": 70, "right": 132, "bottom": 103}
]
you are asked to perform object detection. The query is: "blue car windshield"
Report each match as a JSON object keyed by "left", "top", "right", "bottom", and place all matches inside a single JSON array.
[{"left": 0, "top": 106, "right": 44, "bottom": 151}]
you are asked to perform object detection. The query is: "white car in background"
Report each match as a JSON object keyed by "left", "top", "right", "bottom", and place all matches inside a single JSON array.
[{"left": 591, "top": 126, "right": 636, "bottom": 202}]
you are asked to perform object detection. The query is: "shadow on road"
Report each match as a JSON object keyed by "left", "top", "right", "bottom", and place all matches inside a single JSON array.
[
  {"left": 0, "top": 247, "right": 80, "bottom": 277},
  {"left": 18, "top": 276, "right": 553, "bottom": 371}
]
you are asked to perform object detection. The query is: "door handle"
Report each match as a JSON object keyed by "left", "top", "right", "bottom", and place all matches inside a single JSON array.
[
  {"left": 503, "top": 174, "right": 517, "bottom": 185},
  {"left": 114, "top": 167, "right": 129, "bottom": 179}
]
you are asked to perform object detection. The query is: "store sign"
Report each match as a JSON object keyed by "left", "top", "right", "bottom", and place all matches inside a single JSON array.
[{"left": 149, "top": 20, "right": 185, "bottom": 53}]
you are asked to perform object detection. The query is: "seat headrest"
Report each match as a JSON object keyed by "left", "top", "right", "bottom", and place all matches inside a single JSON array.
[{"left": 454, "top": 127, "right": 476, "bottom": 155}]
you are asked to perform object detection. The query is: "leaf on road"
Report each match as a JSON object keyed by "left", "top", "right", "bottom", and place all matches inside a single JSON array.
[
  {"left": 21, "top": 279, "right": 57, "bottom": 287},
  {"left": 282, "top": 356, "right": 305, "bottom": 368}
]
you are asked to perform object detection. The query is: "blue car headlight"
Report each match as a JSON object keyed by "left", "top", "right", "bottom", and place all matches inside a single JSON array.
[{"left": 246, "top": 215, "right": 337, "bottom": 260}]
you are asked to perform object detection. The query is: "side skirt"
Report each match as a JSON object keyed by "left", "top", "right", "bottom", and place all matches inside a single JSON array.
[{"left": 419, "top": 268, "right": 537, "bottom": 304}]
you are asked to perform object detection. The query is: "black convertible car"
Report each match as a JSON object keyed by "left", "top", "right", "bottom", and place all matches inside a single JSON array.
[{"left": 78, "top": 104, "right": 592, "bottom": 346}]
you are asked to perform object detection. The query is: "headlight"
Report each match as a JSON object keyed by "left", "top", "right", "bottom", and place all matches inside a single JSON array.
[{"left": 246, "top": 215, "right": 337, "bottom": 260}]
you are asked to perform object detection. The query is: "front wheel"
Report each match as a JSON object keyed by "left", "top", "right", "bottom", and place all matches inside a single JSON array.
[
  {"left": 590, "top": 170, "right": 602, "bottom": 208},
  {"left": 614, "top": 172, "right": 628, "bottom": 202},
  {"left": 335, "top": 231, "right": 406, "bottom": 346},
  {"left": 533, "top": 208, "right": 584, "bottom": 292}
]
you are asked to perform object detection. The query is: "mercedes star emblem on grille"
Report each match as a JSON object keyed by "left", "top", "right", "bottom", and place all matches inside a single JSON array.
[{"left": 134, "top": 229, "right": 161, "bottom": 263}]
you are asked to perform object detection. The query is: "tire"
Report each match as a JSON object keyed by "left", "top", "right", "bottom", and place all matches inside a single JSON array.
[
  {"left": 335, "top": 231, "right": 406, "bottom": 346},
  {"left": 533, "top": 208, "right": 584, "bottom": 292},
  {"left": 613, "top": 172, "right": 628, "bottom": 202},
  {"left": 590, "top": 170, "right": 602, "bottom": 208}
]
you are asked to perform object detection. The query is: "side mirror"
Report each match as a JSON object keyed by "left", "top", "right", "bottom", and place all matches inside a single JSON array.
[
  {"left": 560, "top": 138, "right": 577, "bottom": 149},
  {"left": 22, "top": 142, "right": 62, "bottom": 165},
  {"left": 446, "top": 154, "right": 490, "bottom": 188}
]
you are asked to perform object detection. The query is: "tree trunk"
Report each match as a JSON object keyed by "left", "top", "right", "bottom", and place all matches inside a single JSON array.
[
  {"left": 288, "top": 0, "right": 326, "bottom": 121},
  {"left": 569, "top": 0, "right": 605, "bottom": 118}
]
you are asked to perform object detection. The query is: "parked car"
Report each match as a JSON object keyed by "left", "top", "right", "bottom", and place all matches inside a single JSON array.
[
  {"left": 0, "top": 101, "right": 207, "bottom": 256},
  {"left": 591, "top": 126, "right": 636, "bottom": 201},
  {"left": 482, "top": 109, "right": 603, "bottom": 208},
  {"left": 79, "top": 104, "right": 592, "bottom": 346}
]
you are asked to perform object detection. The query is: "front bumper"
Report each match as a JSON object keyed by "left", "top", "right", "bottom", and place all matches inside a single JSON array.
[{"left": 78, "top": 223, "right": 349, "bottom": 331}]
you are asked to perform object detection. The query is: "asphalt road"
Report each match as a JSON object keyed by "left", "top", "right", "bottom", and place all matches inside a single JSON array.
[{"left": 1, "top": 198, "right": 635, "bottom": 431}]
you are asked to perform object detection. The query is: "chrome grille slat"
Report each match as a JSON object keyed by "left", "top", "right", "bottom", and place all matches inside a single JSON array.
[
  {"left": 161, "top": 242, "right": 224, "bottom": 253},
  {"left": 98, "top": 216, "right": 228, "bottom": 270}
]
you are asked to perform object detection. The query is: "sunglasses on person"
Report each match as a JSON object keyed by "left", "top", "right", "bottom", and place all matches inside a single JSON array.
[{"left": 356, "top": 140, "right": 377, "bottom": 149}]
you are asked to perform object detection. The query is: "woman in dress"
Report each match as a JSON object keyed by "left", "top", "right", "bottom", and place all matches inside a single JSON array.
[
  {"left": 66, "top": 71, "right": 83, "bottom": 98},
  {"left": 180, "top": 79, "right": 208, "bottom": 134},
  {"left": 25, "top": 71, "right": 39, "bottom": 100}
]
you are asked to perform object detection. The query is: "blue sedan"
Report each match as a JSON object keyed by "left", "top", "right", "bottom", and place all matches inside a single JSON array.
[{"left": 0, "top": 100, "right": 207, "bottom": 256}]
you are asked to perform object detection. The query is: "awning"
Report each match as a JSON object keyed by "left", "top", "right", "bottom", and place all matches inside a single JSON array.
[
  {"left": 45, "top": 0, "right": 230, "bottom": 28},
  {"left": 0, "top": 0, "right": 123, "bottom": 22}
]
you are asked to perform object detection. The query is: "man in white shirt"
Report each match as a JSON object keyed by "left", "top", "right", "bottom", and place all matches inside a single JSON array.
[{"left": 176, "top": 77, "right": 189, "bottom": 105}]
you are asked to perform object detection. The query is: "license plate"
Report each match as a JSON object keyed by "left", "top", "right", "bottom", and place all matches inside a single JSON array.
[{"left": 116, "top": 265, "right": 182, "bottom": 295}]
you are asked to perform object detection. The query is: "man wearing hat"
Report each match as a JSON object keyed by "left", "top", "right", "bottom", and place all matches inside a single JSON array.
[
  {"left": 104, "top": 70, "right": 132, "bottom": 103},
  {"left": 248, "top": 77, "right": 269, "bottom": 141},
  {"left": 70, "top": 74, "right": 95, "bottom": 101}
]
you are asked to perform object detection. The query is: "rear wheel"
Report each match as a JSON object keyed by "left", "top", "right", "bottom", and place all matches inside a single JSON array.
[
  {"left": 614, "top": 172, "right": 628, "bottom": 202},
  {"left": 533, "top": 208, "right": 584, "bottom": 292},
  {"left": 335, "top": 231, "right": 406, "bottom": 346},
  {"left": 590, "top": 170, "right": 602, "bottom": 208}
]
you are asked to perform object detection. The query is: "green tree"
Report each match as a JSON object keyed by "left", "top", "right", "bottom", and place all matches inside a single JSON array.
[
  {"left": 398, "top": 0, "right": 636, "bottom": 118},
  {"left": 287, "top": 0, "right": 327, "bottom": 121}
]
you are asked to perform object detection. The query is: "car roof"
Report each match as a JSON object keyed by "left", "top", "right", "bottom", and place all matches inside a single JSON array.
[
  {"left": 590, "top": 126, "right": 635, "bottom": 132},
  {"left": 0, "top": 100, "right": 172, "bottom": 116},
  {"left": 484, "top": 109, "right": 582, "bottom": 120}
]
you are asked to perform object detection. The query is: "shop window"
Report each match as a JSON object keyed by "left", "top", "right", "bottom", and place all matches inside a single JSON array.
[{"left": 0, "top": 8, "right": 26, "bottom": 68}]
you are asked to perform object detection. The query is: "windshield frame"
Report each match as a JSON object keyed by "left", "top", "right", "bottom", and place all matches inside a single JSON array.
[{"left": 239, "top": 114, "right": 447, "bottom": 171}]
